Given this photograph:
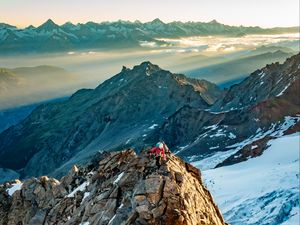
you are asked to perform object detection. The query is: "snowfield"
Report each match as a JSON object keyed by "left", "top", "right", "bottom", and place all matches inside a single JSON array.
[{"left": 201, "top": 133, "right": 300, "bottom": 225}]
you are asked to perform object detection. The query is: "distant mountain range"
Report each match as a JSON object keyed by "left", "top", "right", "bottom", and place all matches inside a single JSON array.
[{"left": 0, "top": 19, "right": 298, "bottom": 54}]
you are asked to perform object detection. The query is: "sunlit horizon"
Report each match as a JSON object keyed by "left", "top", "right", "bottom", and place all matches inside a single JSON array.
[{"left": 1, "top": 0, "right": 299, "bottom": 28}]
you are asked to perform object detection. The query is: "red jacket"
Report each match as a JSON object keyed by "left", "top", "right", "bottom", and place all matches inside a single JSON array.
[{"left": 150, "top": 146, "right": 166, "bottom": 160}]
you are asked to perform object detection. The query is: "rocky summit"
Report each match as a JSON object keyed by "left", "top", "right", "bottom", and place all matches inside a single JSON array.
[{"left": 0, "top": 149, "right": 227, "bottom": 225}]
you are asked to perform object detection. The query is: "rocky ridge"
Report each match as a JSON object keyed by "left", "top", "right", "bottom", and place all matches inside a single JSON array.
[{"left": 0, "top": 149, "right": 227, "bottom": 225}]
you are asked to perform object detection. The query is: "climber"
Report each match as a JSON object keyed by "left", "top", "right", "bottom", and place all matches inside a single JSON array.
[{"left": 149, "top": 141, "right": 169, "bottom": 168}]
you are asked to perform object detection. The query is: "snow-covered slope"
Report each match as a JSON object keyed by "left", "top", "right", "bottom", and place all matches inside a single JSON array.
[{"left": 200, "top": 133, "right": 300, "bottom": 225}]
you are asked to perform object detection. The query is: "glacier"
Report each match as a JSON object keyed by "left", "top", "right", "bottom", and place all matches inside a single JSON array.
[{"left": 201, "top": 133, "right": 300, "bottom": 225}]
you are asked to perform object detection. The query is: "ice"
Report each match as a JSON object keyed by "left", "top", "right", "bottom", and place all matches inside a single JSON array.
[
  {"left": 202, "top": 133, "right": 300, "bottom": 225},
  {"left": 6, "top": 183, "right": 22, "bottom": 196},
  {"left": 67, "top": 181, "right": 89, "bottom": 197}
]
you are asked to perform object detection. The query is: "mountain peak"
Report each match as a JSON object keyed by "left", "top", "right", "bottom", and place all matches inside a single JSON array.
[
  {"left": 209, "top": 19, "right": 220, "bottom": 24},
  {"left": 25, "top": 25, "right": 35, "bottom": 30},
  {"left": 37, "top": 19, "right": 59, "bottom": 31},
  {"left": 132, "top": 61, "right": 162, "bottom": 76},
  {"left": 151, "top": 18, "right": 164, "bottom": 24},
  {"left": 44, "top": 19, "right": 57, "bottom": 26},
  {"left": 1, "top": 149, "right": 227, "bottom": 225}
]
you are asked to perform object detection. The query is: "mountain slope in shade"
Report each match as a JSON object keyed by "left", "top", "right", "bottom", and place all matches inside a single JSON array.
[
  {"left": 0, "top": 149, "right": 227, "bottom": 225},
  {"left": 0, "top": 97, "right": 68, "bottom": 133},
  {"left": 0, "top": 62, "right": 222, "bottom": 178},
  {"left": 201, "top": 133, "right": 300, "bottom": 225}
]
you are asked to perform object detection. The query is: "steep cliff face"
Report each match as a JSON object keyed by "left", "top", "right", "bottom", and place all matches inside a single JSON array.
[{"left": 0, "top": 150, "right": 227, "bottom": 225}]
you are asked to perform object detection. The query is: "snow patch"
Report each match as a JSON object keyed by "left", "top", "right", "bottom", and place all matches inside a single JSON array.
[
  {"left": 192, "top": 115, "right": 300, "bottom": 170},
  {"left": 6, "top": 183, "right": 22, "bottom": 196},
  {"left": 210, "top": 129, "right": 226, "bottom": 138},
  {"left": 148, "top": 124, "right": 158, "bottom": 129},
  {"left": 81, "top": 192, "right": 90, "bottom": 204},
  {"left": 125, "top": 138, "right": 131, "bottom": 144},
  {"left": 108, "top": 215, "right": 116, "bottom": 225},
  {"left": 228, "top": 132, "right": 236, "bottom": 139},
  {"left": 277, "top": 83, "right": 291, "bottom": 96},
  {"left": 79, "top": 222, "right": 90, "bottom": 225},
  {"left": 257, "top": 70, "right": 265, "bottom": 78},
  {"left": 204, "top": 124, "right": 218, "bottom": 130},
  {"left": 113, "top": 172, "right": 124, "bottom": 185},
  {"left": 67, "top": 181, "right": 89, "bottom": 197}
]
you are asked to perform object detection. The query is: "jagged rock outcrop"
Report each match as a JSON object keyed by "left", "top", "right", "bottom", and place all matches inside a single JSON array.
[{"left": 0, "top": 150, "right": 227, "bottom": 225}]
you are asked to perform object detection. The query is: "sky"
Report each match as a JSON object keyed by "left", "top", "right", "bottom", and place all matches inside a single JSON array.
[{"left": 0, "top": 0, "right": 299, "bottom": 28}]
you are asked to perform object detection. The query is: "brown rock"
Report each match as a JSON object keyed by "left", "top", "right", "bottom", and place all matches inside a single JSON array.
[{"left": 0, "top": 149, "right": 227, "bottom": 225}]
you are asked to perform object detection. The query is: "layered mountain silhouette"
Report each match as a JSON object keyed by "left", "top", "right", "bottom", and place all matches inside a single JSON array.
[
  {"left": 0, "top": 65, "right": 79, "bottom": 109},
  {"left": 0, "top": 150, "right": 227, "bottom": 225},
  {"left": 0, "top": 53, "right": 299, "bottom": 181},
  {"left": 0, "top": 19, "right": 298, "bottom": 54}
]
